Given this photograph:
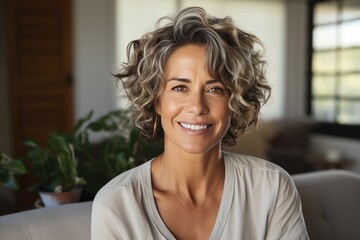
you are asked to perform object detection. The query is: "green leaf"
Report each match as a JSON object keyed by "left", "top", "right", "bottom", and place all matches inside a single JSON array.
[
  {"left": 74, "top": 110, "right": 93, "bottom": 133},
  {"left": 48, "top": 133, "right": 67, "bottom": 152},
  {"left": 23, "top": 140, "right": 39, "bottom": 148},
  {"left": 7, "top": 160, "right": 26, "bottom": 174},
  {"left": 87, "top": 121, "right": 105, "bottom": 131},
  {"left": 76, "top": 131, "right": 90, "bottom": 147}
]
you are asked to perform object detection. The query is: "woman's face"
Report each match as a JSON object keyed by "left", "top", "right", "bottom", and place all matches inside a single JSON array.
[{"left": 156, "top": 44, "right": 231, "bottom": 154}]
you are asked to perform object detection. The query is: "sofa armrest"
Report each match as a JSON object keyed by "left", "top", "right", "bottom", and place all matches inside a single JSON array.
[
  {"left": 0, "top": 201, "right": 92, "bottom": 240},
  {"left": 293, "top": 170, "right": 360, "bottom": 240}
]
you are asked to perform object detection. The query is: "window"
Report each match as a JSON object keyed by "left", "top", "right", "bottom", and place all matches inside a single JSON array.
[{"left": 308, "top": 0, "right": 360, "bottom": 139}]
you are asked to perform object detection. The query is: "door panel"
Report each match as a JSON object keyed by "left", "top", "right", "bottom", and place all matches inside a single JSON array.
[{"left": 7, "top": 0, "right": 73, "bottom": 210}]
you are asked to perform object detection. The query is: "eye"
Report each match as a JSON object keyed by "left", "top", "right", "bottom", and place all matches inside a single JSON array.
[
  {"left": 171, "top": 85, "right": 188, "bottom": 92},
  {"left": 208, "top": 87, "right": 225, "bottom": 94}
]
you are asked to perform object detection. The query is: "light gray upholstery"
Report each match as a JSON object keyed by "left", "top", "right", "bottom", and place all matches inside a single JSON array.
[
  {"left": 0, "top": 201, "right": 92, "bottom": 240},
  {"left": 0, "top": 170, "right": 359, "bottom": 240},
  {"left": 293, "top": 170, "right": 360, "bottom": 240}
]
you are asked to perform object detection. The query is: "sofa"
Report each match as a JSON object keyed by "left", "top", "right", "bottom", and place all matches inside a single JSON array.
[
  {"left": 224, "top": 119, "right": 316, "bottom": 175},
  {"left": 0, "top": 170, "right": 359, "bottom": 240},
  {"left": 292, "top": 170, "right": 360, "bottom": 240}
]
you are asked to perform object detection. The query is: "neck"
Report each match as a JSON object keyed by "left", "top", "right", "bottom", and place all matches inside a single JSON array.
[
  {"left": 163, "top": 145, "right": 222, "bottom": 179},
  {"left": 158, "top": 146, "right": 225, "bottom": 208}
]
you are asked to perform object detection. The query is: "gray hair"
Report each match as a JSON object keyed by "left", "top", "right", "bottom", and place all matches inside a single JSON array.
[{"left": 115, "top": 6, "right": 271, "bottom": 146}]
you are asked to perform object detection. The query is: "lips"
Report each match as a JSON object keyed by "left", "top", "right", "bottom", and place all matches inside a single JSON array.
[{"left": 179, "top": 122, "right": 211, "bottom": 131}]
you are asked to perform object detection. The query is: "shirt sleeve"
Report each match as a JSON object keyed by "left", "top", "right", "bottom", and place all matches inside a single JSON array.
[
  {"left": 91, "top": 178, "right": 157, "bottom": 240},
  {"left": 91, "top": 196, "right": 125, "bottom": 240},
  {"left": 265, "top": 171, "right": 309, "bottom": 240}
]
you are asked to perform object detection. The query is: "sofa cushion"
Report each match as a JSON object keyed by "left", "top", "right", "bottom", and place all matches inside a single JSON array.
[
  {"left": 0, "top": 201, "right": 92, "bottom": 240},
  {"left": 293, "top": 170, "right": 360, "bottom": 240}
]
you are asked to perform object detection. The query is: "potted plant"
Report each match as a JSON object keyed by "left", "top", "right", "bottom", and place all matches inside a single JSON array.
[
  {"left": 1, "top": 109, "right": 163, "bottom": 207},
  {"left": 0, "top": 153, "right": 26, "bottom": 190},
  {"left": 24, "top": 132, "right": 86, "bottom": 207},
  {"left": 73, "top": 109, "right": 163, "bottom": 200}
]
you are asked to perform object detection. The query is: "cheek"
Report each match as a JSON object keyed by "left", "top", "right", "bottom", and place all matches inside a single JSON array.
[
  {"left": 223, "top": 111, "right": 231, "bottom": 129},
  {"left": 214, "top": 99, "right": 230, "bottom": 118},
  {"left": 218, "top": 102, "right": 232, "bottom": 130},
  {"left": 157, "top": 96, "right": 182, "bottom": 118}
]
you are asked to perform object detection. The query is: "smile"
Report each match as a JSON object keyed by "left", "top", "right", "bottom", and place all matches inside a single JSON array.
[{"left": 179, "top": 122, "right": 211, "bottom": 131}]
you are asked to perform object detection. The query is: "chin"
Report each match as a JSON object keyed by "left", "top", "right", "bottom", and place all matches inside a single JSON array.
[{"left": 179, "top": 143, "right": 220, "bottom": 155}]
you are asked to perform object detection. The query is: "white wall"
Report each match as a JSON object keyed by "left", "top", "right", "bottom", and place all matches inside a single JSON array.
[
  {"left": 115, "top": 0, "right": 178, "bottom": 108},
  {"left": 116, "top": 0, "right": 177, "bottom": 69},
  {"left": 73, "top": 0, "right": 118, "bottom": 122},
  {"left": 283, "top": 0, "right": 309, "bottom": 118}
]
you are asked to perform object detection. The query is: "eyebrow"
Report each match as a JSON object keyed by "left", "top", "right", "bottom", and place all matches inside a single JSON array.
[{"left": 166, "top": 78, "right": 221, "bottom": 85}]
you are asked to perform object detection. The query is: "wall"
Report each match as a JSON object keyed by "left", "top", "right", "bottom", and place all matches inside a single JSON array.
[
  {"left": 283, "top": 0, "right": 308, "bottom": 119},
  {"left": 73, "top": 0, "right": 118, "bottom": 125},
  {"left": 115, "top": 0, "right": 178, "bottom": 108}
]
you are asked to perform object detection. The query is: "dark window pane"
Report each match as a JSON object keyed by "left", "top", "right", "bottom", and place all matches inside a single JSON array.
[{"left": 341, "top": 0, "right": 360, "bottom": 21}]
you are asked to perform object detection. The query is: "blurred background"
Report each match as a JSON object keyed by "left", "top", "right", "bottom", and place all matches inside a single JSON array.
[{"left": 1, "top": 0, "right": 360, "bottom": 214}]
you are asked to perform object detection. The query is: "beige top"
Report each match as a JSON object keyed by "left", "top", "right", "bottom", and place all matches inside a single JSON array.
[{"left": 91, "top": 152, "right": 309, "bottom": 240}]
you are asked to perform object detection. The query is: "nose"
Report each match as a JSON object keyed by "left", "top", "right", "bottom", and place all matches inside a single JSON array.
[{"left": 186, "top": 91, "right": 209, "bottom": 115}]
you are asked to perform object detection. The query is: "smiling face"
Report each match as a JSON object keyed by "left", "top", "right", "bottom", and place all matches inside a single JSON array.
[{"left": 156, "top": 44, "right": 231, "bottom": 155}]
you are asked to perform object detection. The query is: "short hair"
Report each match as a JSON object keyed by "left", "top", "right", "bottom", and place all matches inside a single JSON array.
[{"left": 115, "top": 6, "right": 271, "bottom": 146}]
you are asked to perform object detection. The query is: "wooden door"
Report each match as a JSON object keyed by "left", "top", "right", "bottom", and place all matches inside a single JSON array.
[{"left": 7, "top": 0, "right": 73, "bottom": 210}]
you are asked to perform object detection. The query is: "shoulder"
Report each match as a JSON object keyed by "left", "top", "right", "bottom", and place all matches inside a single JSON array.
[
  {"left": 93, "top": 161, "right": 150, "bottom": 206},
  {"left": 91, "top": 161, "right": 157, "bottom": 239},
  {"left": 224, "top": 151, "right": 288, "bottom": 174},
  {"left": 223, "top": 152, "right": 308, "bottom": 238},
  {"left": 223, "top": 151, "right": 294, "bottom": 186}
]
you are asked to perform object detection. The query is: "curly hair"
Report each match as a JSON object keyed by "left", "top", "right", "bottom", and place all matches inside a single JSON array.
[{"left": 115, "top": 6, "right": 271, "bottom": 146}]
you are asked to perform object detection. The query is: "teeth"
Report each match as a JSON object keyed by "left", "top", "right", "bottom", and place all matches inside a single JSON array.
[{"left": 180, "top": 123, "right": 208, "bottom": 130}]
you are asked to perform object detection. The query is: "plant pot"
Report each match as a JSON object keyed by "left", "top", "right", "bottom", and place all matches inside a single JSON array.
[{"left": 39, "top": 188, "right": 82, "bottom": 207}]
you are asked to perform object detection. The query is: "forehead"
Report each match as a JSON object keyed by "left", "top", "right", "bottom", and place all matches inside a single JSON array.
[
  {"left": 167, "top": 44, "right": 206, "bottom": 62},
  {"left": 164, "top": 44, "right": 209, "bottom": 75}
]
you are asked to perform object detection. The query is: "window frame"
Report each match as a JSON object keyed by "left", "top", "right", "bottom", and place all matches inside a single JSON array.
[{"left": 307, "top": 0, "right": 360, "bottom": 139}]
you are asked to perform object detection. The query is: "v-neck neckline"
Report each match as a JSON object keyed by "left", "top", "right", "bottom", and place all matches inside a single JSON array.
[{"left": 142, "top": 152, "right": 235, "bottom": 240}]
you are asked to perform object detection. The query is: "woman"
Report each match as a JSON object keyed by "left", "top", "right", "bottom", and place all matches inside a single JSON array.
[{"left": 91, "top": 7, "right": 309, "bottom": 240}]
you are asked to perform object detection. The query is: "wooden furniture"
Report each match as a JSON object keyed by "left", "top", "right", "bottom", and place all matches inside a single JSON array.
[{"left": 6, "top": 0, "right": 73, "bottom": 211}]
